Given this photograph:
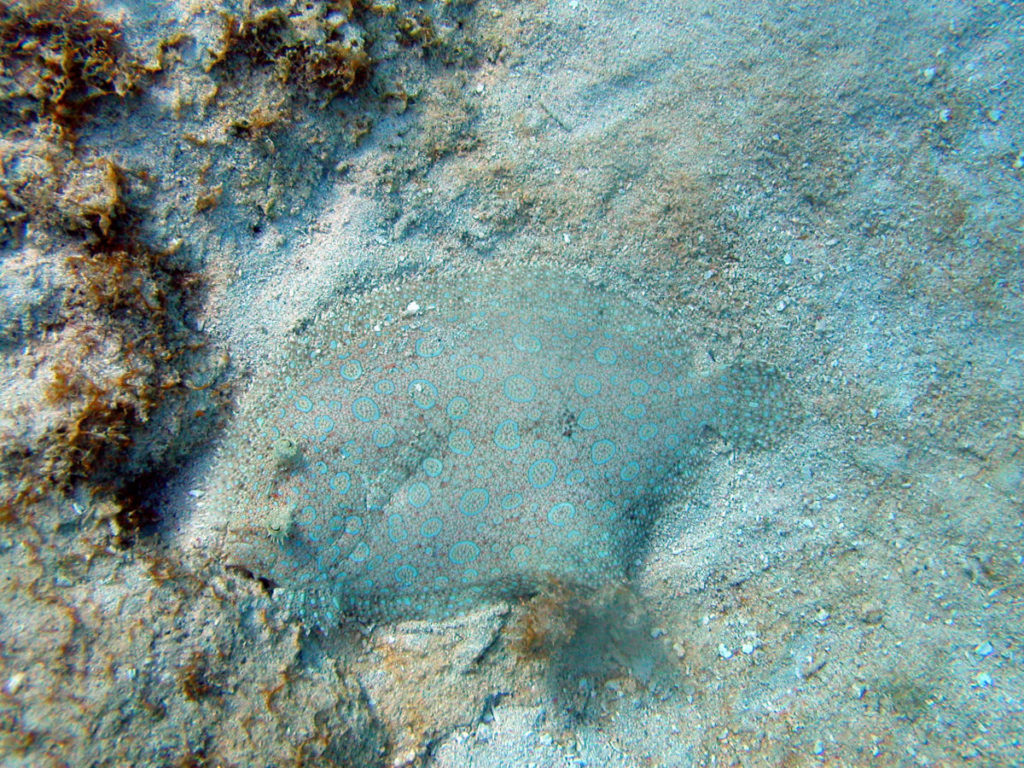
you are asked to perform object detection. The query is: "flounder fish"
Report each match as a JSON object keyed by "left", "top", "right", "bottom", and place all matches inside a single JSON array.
[{"left": 202, "top": 262, "right": 789, "bottom": 627}]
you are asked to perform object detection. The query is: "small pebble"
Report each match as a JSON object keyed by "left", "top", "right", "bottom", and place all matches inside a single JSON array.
[
  {"left": 718, "top": 643, "right": 733, "bottom": 659},
  {"left": 975, "top": 641, "right": 994, "bottom": 657},
  {"left": 860, "top": 602, "right": 884, "bottom": 624},
  {"left": 800, "top": 652, "right": 827, "bottom": 679},
  {"left": 5, "top": 672, "right": 26, "bottom": 694},
  {"left": 986, "top": 108, "right": 1003, "bottom": 123}
]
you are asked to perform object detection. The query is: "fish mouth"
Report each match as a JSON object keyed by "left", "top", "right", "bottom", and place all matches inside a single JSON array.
[
  {"left": 222, "top": 524, "right": 280, "bottom": 590},
  {"left": 224, "top": 562, "right": 277, "bottom": 595}
]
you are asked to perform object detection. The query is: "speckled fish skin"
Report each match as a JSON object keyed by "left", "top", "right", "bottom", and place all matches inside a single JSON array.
[{"left": 206, "top": 262, "right": 788, "bottom": 627}]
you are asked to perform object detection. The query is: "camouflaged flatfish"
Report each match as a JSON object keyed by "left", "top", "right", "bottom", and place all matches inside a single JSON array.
[{"left": 202, "top": 262, "right": 790, "bottom": 627}]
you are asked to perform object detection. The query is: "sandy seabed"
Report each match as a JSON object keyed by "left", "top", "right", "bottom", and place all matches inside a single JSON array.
[{"left": 1, "top": 0, "right": 1021, "bottom": 766}]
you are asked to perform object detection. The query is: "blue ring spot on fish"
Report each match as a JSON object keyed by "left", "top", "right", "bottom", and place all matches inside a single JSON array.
[
  {"left": 456, "top": 364, "right": 484, "bottom": 382},
  {"left": 416, "top": 337, "right": 444, "bottom": 358},
  {"left": 349, "top": 542, "right": 371, "bottom": 563},
  {"left": 493, "top": 419, "right": 521, "bottom": 451},
  {"left": 372, "top": 423, "right": 396, "bottom": 448},
  {"left": 528, "top": 459, "right": 557, "bottom": 489},
  {"left": 513, "top": 333, "right": 542, "bottom": 353},
  {"left": 420, "top": 516, "right": 443, "bottom": 538},
  {"left": 501, "top": 492, "right": 524, "bottom": 510},
  {"left": 341, "top": 360, "right": 363, "bottom": 381},
  {"left": 448, "top": 428, "right": 475, "bottom": 456},
  {"left": 459, "top": 488, "right": 489, "bottom": 517},
  {"left": 577, "top": 407, "right": 600, "bottom": 430},
  {"left": 624, "top": 403, "right": 646, "bottom": 420},
  {"left": 503, "top": 374, "right": 537, "bottom": 403},
  {"left": 407, "top": 481, "right": 431, "bottom": 508},
  {"left": 329, "top": 472, "right": 351, "bottom": 494},
  {"left": 509, "top": 544, "right": 529, "bottom": 564},
  {"left": 547, "top": 502, "right": 576, "bottom": 527},
  {"left": 446, "top": 396, "right": 471, "bottom": 421},
  {"left": 591, "top": 439, "right": 617, "bottom": 465},
  {"left": 449, "top": 540, "right": 480, "bottom": 565},
  {"left": 387, "top": 513, "right": 408, "bottom": 543},
  {"left": 395, "top": 565, "right": 419, "bottom": 584},
  {"left": 352, "top": 396, "right": 380, "bottom": 422},
  {"left": 409, "top": 379, "right": 439, "bottom": 409},
  {"left": 574, "top": 374, "right": 601, "bottom": 398}
]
